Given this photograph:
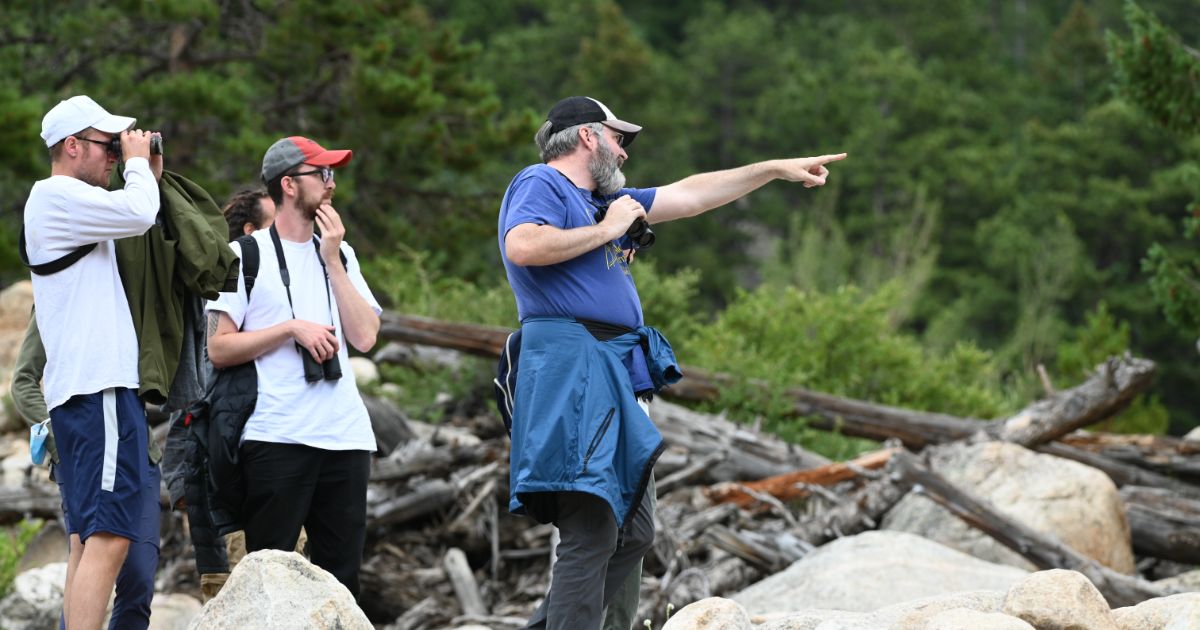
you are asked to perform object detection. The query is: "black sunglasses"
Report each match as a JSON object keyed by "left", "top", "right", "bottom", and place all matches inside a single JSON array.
[
  {"left": 75, "top": 136, "right": 119, "bottom": 157},
  {"left": 287, "top": 166, "right": 335, "bottom": 183}
]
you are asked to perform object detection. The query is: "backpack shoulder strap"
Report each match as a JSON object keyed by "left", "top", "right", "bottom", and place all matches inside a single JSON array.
[
  {"left": 19, "top": 227, "right": 97, "bottom": 276},
  {"left": 236, "top": 234, "right": 260, "bottom": 301}
]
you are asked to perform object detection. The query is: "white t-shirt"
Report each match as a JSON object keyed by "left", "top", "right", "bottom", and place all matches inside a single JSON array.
[
  {"left": 207, "top": 229, "right": 381, "bottom": 451},
  {"left": 24, "top": 158, "right": 160, "bottom": 411}
]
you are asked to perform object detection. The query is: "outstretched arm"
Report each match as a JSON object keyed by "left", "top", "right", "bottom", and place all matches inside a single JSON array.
[{"left": 648, "top": 153, "right": 847, "bottom": 224}]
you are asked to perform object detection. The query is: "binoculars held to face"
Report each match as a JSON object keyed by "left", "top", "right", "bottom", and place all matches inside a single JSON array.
[
  {"left": 301, "top": 347, "right": 342, "bottom": 383},
  {"left": 110, "top": 134, "right": 164, "bottom": 157},
  {"left": 593, "top": 205, "right": 655, "bottom": 249}
]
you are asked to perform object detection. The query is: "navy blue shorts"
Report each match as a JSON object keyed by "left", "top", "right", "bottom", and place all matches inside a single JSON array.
[{"left": 51, "top": 388, "right": 150, "bottom": 542}]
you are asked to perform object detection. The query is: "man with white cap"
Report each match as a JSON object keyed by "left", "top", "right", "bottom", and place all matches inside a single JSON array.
[
  {"left": 23, "top": 95, "right": 162, "bottom": 630},
  {"left": 498, "top": 96, "right": 846, "bottom": 630},
  {"left": 206, "top": 136, "right": 381, "bottom": 597}
]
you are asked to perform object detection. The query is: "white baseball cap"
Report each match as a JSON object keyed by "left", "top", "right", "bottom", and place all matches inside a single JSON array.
[{"left": 40, "top": 95, "right": 136, "bottom": 148}]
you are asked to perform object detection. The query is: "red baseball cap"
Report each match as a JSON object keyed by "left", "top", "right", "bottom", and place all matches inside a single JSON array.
[{"left": 261, "top": 136, "right": 353, "bottom": 182}]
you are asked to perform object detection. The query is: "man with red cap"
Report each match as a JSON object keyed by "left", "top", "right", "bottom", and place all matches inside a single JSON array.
[{"left": 206, "top": 136, "right": 381, "bottom": 596}]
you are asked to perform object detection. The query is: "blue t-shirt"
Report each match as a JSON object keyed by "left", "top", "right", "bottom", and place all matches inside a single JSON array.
[{"left": 498, "top": 164, "right": 657, "bottom": 329}]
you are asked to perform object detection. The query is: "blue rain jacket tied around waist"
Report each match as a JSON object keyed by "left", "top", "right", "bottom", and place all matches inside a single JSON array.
[{"left": 509, "top": 317, "right": 682, "bottom": 528}]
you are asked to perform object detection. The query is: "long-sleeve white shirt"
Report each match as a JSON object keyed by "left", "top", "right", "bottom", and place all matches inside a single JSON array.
[{"left": 24, "top": 158, "right": 159, "bottom": 410}]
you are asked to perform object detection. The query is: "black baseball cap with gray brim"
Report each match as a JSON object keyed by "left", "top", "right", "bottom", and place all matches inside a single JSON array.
[{"left": 546, "top": 96, "right": 641, "bottom": 147}]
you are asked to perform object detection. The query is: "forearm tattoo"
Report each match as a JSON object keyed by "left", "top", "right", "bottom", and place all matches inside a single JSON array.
[{"left": 207, "top": 312, "right": 220, "bottom": 337}]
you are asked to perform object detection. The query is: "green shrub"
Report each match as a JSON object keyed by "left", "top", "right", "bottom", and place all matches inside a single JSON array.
[
  {"left": 0, "top": 519, "right": 43, "bottom": 598},
  {"left": 681, "top": 281, "right": 1011, "bottom": 458},
  {"left": 1055, "top": 302, "right": 1170, "bottom": 434}
]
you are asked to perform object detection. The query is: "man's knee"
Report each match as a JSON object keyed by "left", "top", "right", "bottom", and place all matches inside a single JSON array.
[{"left": 82, "top": 532, "right": 131, "bottom": 559}]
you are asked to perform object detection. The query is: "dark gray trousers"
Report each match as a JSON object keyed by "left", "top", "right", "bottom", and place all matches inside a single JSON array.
[{"left": 525, "top": 486, "right": 656, "bottom": 630}]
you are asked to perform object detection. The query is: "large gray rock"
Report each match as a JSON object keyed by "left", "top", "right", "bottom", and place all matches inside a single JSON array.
[
  {"left": 882, "top": 442, "right": 1135, "bottom": 573},
  {"left": 0, "top": 562, "right": 66, "bottom": 630},
  {"left": 922, "top": 608, "right": 1035, "bottom": 630},
  {"left": 661, "top": 597, "right": 751, "bottom": 630},
  {"left": 731, "top": 531, "right": 1027, "bottom": 615},
  {"left": 1111, "top": 593, "right": 1200, "bottom": 630},
  {"left": 1001, "top": 569, "right": 1117, "bottom": 630},
  {"left": 186, "top": 550, "right": 371, "bottom": 629},
  {"left": 756, "top": 591, "right": 1007, "bottom": 629}
]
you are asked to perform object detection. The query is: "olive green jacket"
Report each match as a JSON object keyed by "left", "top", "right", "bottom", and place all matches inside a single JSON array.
[{"left": 115, "top": 170, "right": 239, "bottom": 404}]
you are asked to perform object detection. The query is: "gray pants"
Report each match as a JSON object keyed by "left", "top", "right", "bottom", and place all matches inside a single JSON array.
[{"left": 526, "top": 485, "right": 656, "bottom": 630}]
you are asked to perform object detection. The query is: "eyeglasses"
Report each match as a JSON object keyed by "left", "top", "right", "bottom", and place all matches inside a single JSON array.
[
  {"left": 75, "top": 136, "right": 119, "bottom": 158},
  {"left": 287, "top": 166, "right": 335, "bottom": 184},
  {"left": 588, "top": 127, "right": 624, "bottom": 149}
]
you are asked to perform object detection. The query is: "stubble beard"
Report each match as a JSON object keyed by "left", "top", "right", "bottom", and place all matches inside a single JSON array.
[
  {"left": 589, "top": 140, "right": 626, "bottom": 196},
  {"left": 296, "top": 186, "right": 323, "bottom": 221},
  {"left": 74, "top": 161, "right": 110, "bottom": 188}
]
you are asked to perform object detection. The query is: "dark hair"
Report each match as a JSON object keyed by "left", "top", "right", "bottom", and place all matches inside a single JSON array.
[
  {"left": 221, "top": 189, "right": 270, "bottom": 241},
  {"left": 265, "top": 174, "right": 285, "bottom": 209}
]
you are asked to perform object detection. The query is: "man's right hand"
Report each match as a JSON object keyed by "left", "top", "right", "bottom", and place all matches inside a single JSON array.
[
  {"left": 120, "top": 129, "right": 153, "bottom": 162},
  {"left": 599, "top": 195, "right": 647, "bottom": 240},
  {"left": 290, "top": 320, "right": 339, "bottom": 362}
]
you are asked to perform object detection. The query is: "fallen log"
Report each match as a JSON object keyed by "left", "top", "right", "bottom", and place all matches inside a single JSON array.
[
  {"left": 986, "top": 356, "right": 1158, "bottom": 447},
  {"left": 444, "top": 547, "right": 487, "bottom": 616},
  {"left": 889, "top": 450, "right": 1180, "bottom": 607},
  {"left": 651, "top": 400, "right": 828, "bottom": 483},
  {"left": 790, "top": 474, "right": 910, "bottom": 546},
  {"left": 1056, "top": 433, "right": 1200, "bottom": 482},
  {"left": 704, "top": 448, "right": 897, "bottom": 508},
  {"left": 0, "top": 485, "right": 61, "bottom": 523},
  {"left": 1034, "top": 442, "right": 1200, "bottom": 500},
  {"left": 1120, "top": 486, "right": 1200, "bottom": 565},
  {"left": 367, "top": 479, "right": 457, "bottom": 528}
]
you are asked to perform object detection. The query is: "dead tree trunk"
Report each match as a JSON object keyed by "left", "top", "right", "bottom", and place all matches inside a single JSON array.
[
  {"left": 704, "top": 448, "right": 897, "bottom": 508},
  {"left": 1120, "top": 485, "right": 1200, "bottom": 565},
  {"left": 985, "top": 356, "right": 1158, "bottom": 447},
  {"left": 1035, "top": 442, "right": 1200, "bottom": 501}
]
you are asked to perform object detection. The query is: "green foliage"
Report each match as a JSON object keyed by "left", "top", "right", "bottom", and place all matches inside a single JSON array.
[
  {"left": 361, "top": 247, "right": 516, "bottom": 327},
  {"left": 682, "top": 282, "right": 1010, "bottom": 456},
  {"left": 1144, "top": 207, "right": 1200, "bottom": 335},
  {"left": 1055, "top": 302, "right": 1170, "bottom": 434},
  {"left": 376, "top": 358, "right": 492, "bottom": 425},
  {"left": 0, "top": 520, "right": 43, "bottom": 599},
  {"left": 1108, "top": 1, "right": 1200, "bottom": 133}
]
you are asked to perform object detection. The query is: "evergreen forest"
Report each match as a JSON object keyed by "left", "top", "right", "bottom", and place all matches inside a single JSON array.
[{"left": 2, "top": 0, "right": 1198, "bottom": 450}]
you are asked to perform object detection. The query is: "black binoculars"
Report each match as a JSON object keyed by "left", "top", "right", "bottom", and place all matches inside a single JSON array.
[
  {"left": 301, "top": 346, "right": 342, "bottom": 383},
  {"left": 593, "top": 205, "right": 655, "bottom": 248},
  {"left": 110, "top": 135, "right": 164, "bottom": 157}
]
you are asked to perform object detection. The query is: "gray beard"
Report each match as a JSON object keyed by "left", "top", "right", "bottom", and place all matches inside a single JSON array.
[{"left": 589, "top": 140, "right": 626, "bottom": 195}]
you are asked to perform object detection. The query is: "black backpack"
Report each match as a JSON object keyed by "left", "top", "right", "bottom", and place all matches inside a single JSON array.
[{"left": 186, "top": 234, "right": 261, "bottom": 531}]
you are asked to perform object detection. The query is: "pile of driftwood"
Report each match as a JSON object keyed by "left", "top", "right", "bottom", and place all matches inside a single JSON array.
[
  {"left": 3, "top": 313, "right": 1198, "bottom": 630},
  {"left": 356, "top": 314, "right": 1200, "bottom": 628}
]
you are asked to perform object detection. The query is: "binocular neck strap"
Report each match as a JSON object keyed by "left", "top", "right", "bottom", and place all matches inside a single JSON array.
[{"left": 268, "top": 225, "right": 334, "bottom": 327}]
